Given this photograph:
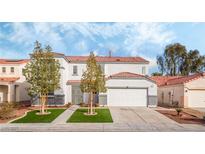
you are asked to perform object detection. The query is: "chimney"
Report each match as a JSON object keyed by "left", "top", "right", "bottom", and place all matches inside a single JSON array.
[{"left": 108, "top": 50, "right": 112, "bottom": 57}]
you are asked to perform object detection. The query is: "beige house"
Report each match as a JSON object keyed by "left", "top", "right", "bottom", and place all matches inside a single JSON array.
[
  {"left": 151, "top": 73, "right": 205, "bottom": 108},
  {"left": 0, "top": 59, "right": 30, "bottom": 103}
]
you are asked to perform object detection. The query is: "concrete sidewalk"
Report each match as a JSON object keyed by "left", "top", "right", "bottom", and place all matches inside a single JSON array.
[
  {"left": 1, "top": 122, "right": 205, "bottom": 132},
  {"left": 52, "top": 105, "right": 79, "bottom": 124}
]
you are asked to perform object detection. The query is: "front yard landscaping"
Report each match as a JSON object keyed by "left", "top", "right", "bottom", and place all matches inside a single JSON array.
[
  {"left": 67, "top": 108, "right": 113, "bottom": 123},
  {"left": 156, "top": 109, "right": 205, "bottom": 125},
  {"left": 11, "top": 108, "right": 66, "bottom": 123},
  {"left": 0, "top": 102, "right": 34, "bottom": 123}
]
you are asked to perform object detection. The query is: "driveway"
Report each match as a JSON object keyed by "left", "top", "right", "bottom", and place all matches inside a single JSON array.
[
  {"left": 108, "top": 107, "right": 205, "bottom": 131},
  {"left": 109, "top": 107, "right": 184, "bottom": 131},
  {"left": 1, "top": 106, "right": 205, "bottom": 132}
]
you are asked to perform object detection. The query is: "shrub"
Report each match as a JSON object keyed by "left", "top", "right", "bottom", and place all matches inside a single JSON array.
[
  {"left": 0, "top": 102, "right": 15, "bottom": 120},
  {"left": 12, "top": 102, "right": 21, "bottom": 109},
  {"left": 175, "top": 108, "right": 182, "bottom": 116},
  {"left": 65, "top": 102, "right": 72, "bottom": 108},
  {"left": 79, "top": 102, "right": 86, "bottom": 107}
]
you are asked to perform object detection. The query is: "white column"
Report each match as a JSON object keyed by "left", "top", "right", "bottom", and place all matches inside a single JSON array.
[{"left": 7, "top": 84, "right": 15, "bottom": 102}]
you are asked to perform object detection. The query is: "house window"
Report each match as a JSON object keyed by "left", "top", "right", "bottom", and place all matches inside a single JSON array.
[
  {"left": 73, "top": 65, "right": 78, "bottom": 75},
  {"left": 142, "top": 66, "right": 146, "bottom": 74},
  {"left": 10, "top": 67, "right": 14, "bottom": 73},
  {"left": 2, "top": 67, "right": 6, "bottom": 73}
]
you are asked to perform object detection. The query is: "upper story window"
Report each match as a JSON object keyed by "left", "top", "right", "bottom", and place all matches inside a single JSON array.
[
  {"left": 142, "top": 66, "right": 146, "bottom": 75},
  {"left": 10, "top": 67, "right": 14, "bottom": 73},
  {"left": 2, "top": 67, "right": 6, "bottom": 73},
  {"left": 73, "top": 65, "right": 78, "bottom": 75}
]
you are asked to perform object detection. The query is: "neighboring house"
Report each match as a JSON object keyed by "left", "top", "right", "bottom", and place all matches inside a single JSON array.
[
  {"left": 0, "top": 52, "right": 157, "bottom": 107},
  {"left": 151, "top": 73, "right": 205, "bottom": 108},
  {"left": 0, "top": 59, "right": 30, "bottom": 103}
]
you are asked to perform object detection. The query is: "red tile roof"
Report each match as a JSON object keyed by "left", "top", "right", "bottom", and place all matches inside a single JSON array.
[
  {"left": 151, "top": 73, "right": 205, "bottom": 86},
  {"left": 67, "top": 80, "right": 81, "bottom": 84},
  {"left": 150, "top": 76, "right": 181, "bottom": 86},
  {"left": 0, "top": 59, "right": 29, "bottom": 64},
  {"left": 0, "top": 55, "right": 149, "bottom": 64},
  {"left": 0, "top": 77, "right": 20, "bottom": 82},
  {"left": 66, "top": 56, "right": 149, "bottom": 63},
  {"left": 108, "top": 72, "right": 154, "bottom": 82}
]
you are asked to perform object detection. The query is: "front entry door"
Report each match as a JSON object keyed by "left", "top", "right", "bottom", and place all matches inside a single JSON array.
[{"left": 72, "top": 86, "right": 83, "bottom": 104}]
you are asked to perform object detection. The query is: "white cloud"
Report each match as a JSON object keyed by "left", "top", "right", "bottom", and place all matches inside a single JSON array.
[
  {"left": 8, "top": 23, "right": 34, "bottom": 46},
  {"left": 80, "top": 50, "right": 98, "bottom": 56},
  {"left": 0, "top": 22, "right": 175, "bottom": 59},
  {"left": 74, "top": 40, "right": 88, "bottom": 51},
  {"left": 0, "top": 47, "right": 27, "bottom": 59},
  {"left": 123, "top": 23, "right": 175, "bottom": 55},
  {"left": 141, "top": 55, "right": 157, "bottom": 68},
  {"left": 59, "top": 22, "right": 175, "bottom": 56}
]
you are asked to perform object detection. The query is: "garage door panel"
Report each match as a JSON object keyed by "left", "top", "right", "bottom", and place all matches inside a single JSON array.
[
  {"left": 108, "top": 88, "right": 147, "bottom": 106},
  {"left": 188, "top": 90, "right": 205, "bottom": 107}
]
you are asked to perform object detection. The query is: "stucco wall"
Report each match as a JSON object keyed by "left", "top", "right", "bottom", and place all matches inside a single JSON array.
[
  {"left": 67, "top": 62, "right": 149, "bottom": 80},
  {"left": 67, "top": 63, "right": 87, "bottom": 80},
  {"left": 55, "top": 57, "right": 70, "bottom": 104},
  {"left": 0, "top": 64, "right": 22, "bottom": 78},
  {"left": 158, "top": 85, "right": 185, "bottom": 107},
  {"left": 17, "top": 82, "right": 30, "bottom": 102},
  {"left": 104, "top": 63, "right": 148, "bottom": 76}
]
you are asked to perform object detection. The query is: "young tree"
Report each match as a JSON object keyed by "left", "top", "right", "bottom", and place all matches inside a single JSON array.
[
  {"left": 80, "top": 52, "right": 106, "bottom": 115},
  {"left": 23, "top": 41, "right": 61, "bottom": 114}
]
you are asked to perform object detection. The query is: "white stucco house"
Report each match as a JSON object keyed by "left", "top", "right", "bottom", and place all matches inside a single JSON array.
[
  {"left": 151, "top": 73, "right": 205, "bottom": 108},
  {"left": 0, "top": 52, "right": 157, "bottom": 107}
]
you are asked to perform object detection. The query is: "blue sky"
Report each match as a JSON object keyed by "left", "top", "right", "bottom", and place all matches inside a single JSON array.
[{"left": 0, "top": 22, "right": 205, "bottom": 73}]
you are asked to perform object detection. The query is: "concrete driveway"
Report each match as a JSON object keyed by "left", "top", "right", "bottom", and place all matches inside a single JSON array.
[
  {"left": 1, "top": 106, "right": 205, "bottom": 132},
  {"left": 109, "top": 107, "right": 184, "bottom": 131}
]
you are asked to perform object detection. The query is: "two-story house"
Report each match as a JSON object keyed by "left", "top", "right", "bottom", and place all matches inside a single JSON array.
[
  {"left": 0, "top": 52, "right": 157, "bottom": 107},
  {"left": 0, "top": 59, "right": 30, "bottom": 103}
]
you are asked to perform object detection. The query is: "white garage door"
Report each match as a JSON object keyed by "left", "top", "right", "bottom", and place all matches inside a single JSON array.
[
  {"left": 188, "top": 90, "right": 205, "bottom": 107},
  {"left": 107, "top": 88, "right": 147, "bottom": 106}
]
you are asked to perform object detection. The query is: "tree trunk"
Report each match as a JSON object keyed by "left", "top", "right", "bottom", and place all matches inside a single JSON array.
[
  {"left": 40, "top": 95, "right": 46, "bottom": 114},
  {"left": 88, "top": 93, "right": 90, "bottom": 114},
  {"left": 89, "top": 92, "right": 93, "bottom": 115}
]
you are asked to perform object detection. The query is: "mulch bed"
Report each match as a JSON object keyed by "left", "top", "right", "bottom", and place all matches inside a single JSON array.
[
  {"left": 156, "top": 110, "right": 205, "bottom": 125},
  {"left": 0, "top": 107, "right": 32, "bottom": 123}
]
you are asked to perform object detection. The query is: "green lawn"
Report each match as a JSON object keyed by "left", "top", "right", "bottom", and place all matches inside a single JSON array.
[
  {"left": 11, "top": 109, "right": 66, "bottom": 123},
  {"left": 67, "top": 108, "right": 113, "bottom": 123}
]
